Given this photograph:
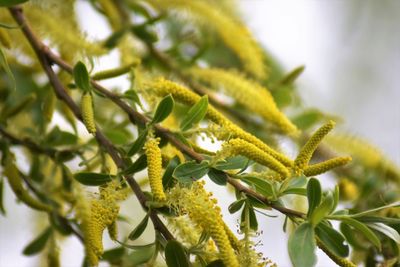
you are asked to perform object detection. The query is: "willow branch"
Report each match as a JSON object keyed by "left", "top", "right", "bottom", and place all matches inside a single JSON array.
[
  {"left": 8, "top": 6, "right": 174, "bottom": 241},
  {"left": 9, "top": 7, "right": 304, "bottom": 219}
]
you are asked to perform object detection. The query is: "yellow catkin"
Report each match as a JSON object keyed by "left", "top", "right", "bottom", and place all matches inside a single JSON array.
[
  {"left": 149, "top": 78, "right": 293, "bottom": 167},
  {"left": 294, "top": 121, "right": 335, "bottom": 173},
  {"left": 81, "top": 92, "right": 96, "bottom": 134},
  {"left": 25, "top": 5, "right": 105, "bottom": 56},
  {"left": 2, "top": 154, "right": 52, "bottom": 212},
  {"left": 168, "top": 215, "right": 218, "bottom": 262},
  {"left": 144, "top": 138, "right": 167, "bottom": 202},
  {"left": 338, "top": 178, "right": 359, "bottom": 201},
  {"left": 190, "top": 68, "right": 298, "bottom": 134},
  {"left": 77, "top": 181, "right": 127, "bottom": 266},
  {"left": 104, "top": 153, "right": 118, "bottom": 175},
  {"left": 168, "top": 182, "right": 240, "bottom": 267},
  {"left": 216, "top": 139, "right": 290, "bottom": 179},
  {"left": 148, "top": 0, "right": 266, "bottom": 79},
  {"left": 0, "top": 28, "right": 11, "bottom": 49},
  {"left": 303, "top": 156, "right": 352, "bottom": 177},
  {"left": 43, "top": 90, "right": 56, "bottom": 122}
]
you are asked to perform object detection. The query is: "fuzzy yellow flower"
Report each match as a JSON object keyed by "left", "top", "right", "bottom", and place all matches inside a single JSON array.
[
  {"left": 81, "top": 92, "right": 96, "bottom": 134},
  {"left": 294, "top": 121, "right": 335, "bottom": 174},
  {"left": 216, "top": 138, "right": 290, "bottom": 179},
  {"left": 144, "top": 138, "right": 167, "bottom": 202},
  {"left": 303, "top": 156, "right": 352, "bottom": 177},
  {"left": 149, "top": 78, "right": 293, "bottom": 167},
  {"left": 190, "top": 68, "right": 298, "bottom": 134},
  {"left": 168, "top": 182, "right": 240, "bottom": 267}
]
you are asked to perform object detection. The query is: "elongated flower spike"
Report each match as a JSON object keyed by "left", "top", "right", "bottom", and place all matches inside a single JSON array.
[
  {"left": 189, "top": 67, "right": 298, "bottom": 135},
  {"left": 168, "top": 181, "right": 240, "bottom": 267},
  {"left": 149, "top": 78, "right": 293, "bottom": 167},
  {"left": 294, "top": 121, "right": 335, "bottom": 174},
  {"left": 215, "top": 138, "right": 290, "bottom": 179},
  {"left": 81, "top": 92, "right": 96, "bottom": 134},
  {"left": 2, "top": 153, "right": 52, "bottom": 212},
  {"left": 76, "top": 181, "right": 127, "bottom": 266},
  {"left": 144, "top": 137, "right": 166, "bottom": 202},
  {"left": 303, "top": 156, "right": 352, "bottom": 177}
]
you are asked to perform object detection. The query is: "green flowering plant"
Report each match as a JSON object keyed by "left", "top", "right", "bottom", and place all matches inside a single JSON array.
[{"left": 0, "top": 1, "right": 399, "bottom": 266}]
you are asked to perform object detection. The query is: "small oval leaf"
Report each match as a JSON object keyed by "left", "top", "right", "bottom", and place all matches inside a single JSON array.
[
  {"left": 173, "top": 161, "right": 210, "bottom": 185},
  {"left": 122, "top": 154, "right": 148, "bottom": 175},
  {"left": 127, "top": 129, "right": 148, "bottom": 157},
  {"left": 307, "top": 178, "right": 322, "bottom": 218},
  {"left": 288, "top": 222, "right": 317, "bottom": 267},
  {"left": 229, "top": 199, "right": 245, "bottom": 214},
  {"left": 240, "top": 176, "right": 275, "bottom": 198},
  {"left": 0, "top": 0, "right": 29, "bottom": 7},
  {"left": 23, "top": 227, "right": 52, "bottom": 256},
  {"left": 73, "top": 172, "right": 114, "bottom": 186},
  {"left": 152, "top": 94, "right": 174, "bottom": 123},
  {"left": 316, "top": 222, "right": 349, "bottom": 257},
  {"left": 128, "top": 214, "right": 149, "bottom": 240},
  {"left": 73, "top": 61, "right": 90, "bottom": 92},
  {"left": 165, "top": 240, "right": 190, "bottom": 267},
  {"left": 162, "top": 156, "right": 180, "bottom": 190},
  {"left": 180, "top": 95, "right": 208, "bottom": 131},
  {"left": 208, "top": 168, "right": 227, "bottom": 185}
]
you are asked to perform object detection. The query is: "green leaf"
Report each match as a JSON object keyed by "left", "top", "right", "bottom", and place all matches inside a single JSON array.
[
  {"left": 349, "top": 201, "right": 400, "bottom": 218},
  {"left": 307, "top": 178, "right": 322, "bottom": 218},
  {"left": 214, "top": 156, "right": 249, "bottom": 171},
  {"left": 357, "top": 216, "right": 400, "bottom": 225},
  {"left": 367, "top": 223, "right": 400, "bottom": 244},
  {"left": 279, "top": 65, "right": 305, "bottom": 85},
  {"left": 0, "top": 47, "right": 16, "bottom": 90},
  {"left": 173, "top": 161, "right": 210, "bottom": 185},
  {"left": 73, "top": 172, "right": 114, "bottom": 186},
  {"left": 240, "top": 176, "right": 275, "bottom": 199},
  {"left": 152, "top": 94, "right": 174, "bottom": 124},
  {"left": 316, "top": 222, "right": 349, "bottom": 257},
  {"left": 339, "top": 217, "right": 381, "bottom": 250},
  {"left": 288, "top": 222, "right": 317, "bottom": 267},
  {"left": 280, "top": 175, "right": 307, "bottom": 192},
  {"left": 127, "top": 129, "right": 148, "bottom": 156},
  {"left": 0, "top": 0, "right": 29, "bottom": 7},
  {"left": 23, "top": 227, "right": 52, "bottom": 256},
  {"left": 248, "top": 205, "right": 258, "bottom": 231},
  {"left": 123, "top": 244, "right": 155, "bottom": 266},
  {"left": 162, "top": 156, "right": 180, "bottom": 190},
  {"left": 122, "top": 154, "right": 147, "bottom": 175},
  {"left": 228, "top": 199, "right": 246, "bottom": 214},
  {"left": 73, "top": 61, "right": 90, "bottom": 92},
  {"left": 0, "top": 178, "right": 5, "bottom": 215},
  {"left": 45, "top": 127, "right": 78, "bottom": 146},
  {"left": 101, "top": 247, "right": 125, "bottom": 263},
  {"left": 207, "top": 168, "right": 227, "bottom": 185},
  {"left": 339, "top": 223, "right": 366, "bottom": 250},
  {"left": 292, "top": 109, "right": 324, "bottom": 130},
  {"left": 49, "top": 212, "right": 73, "bottom": 236},
  {"left": 128, "top": 213, "right": 149, "bottom": 240},
  {"left": 180, "top": 95, "right": 208, "bottom": 131},
  {"left": 165, "top": 240, "right": 190, "bottom": 267},
  {"left": 280, "top": 188, "right": 307, "bottom": 196},
  {"left": 310, "top": 192, "right": 334, "bottom": 226}
]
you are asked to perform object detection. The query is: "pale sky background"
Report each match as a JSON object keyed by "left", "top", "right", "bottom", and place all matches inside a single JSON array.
[{"left": 1, "top": 1, "right": 399, "bottom": 267}]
